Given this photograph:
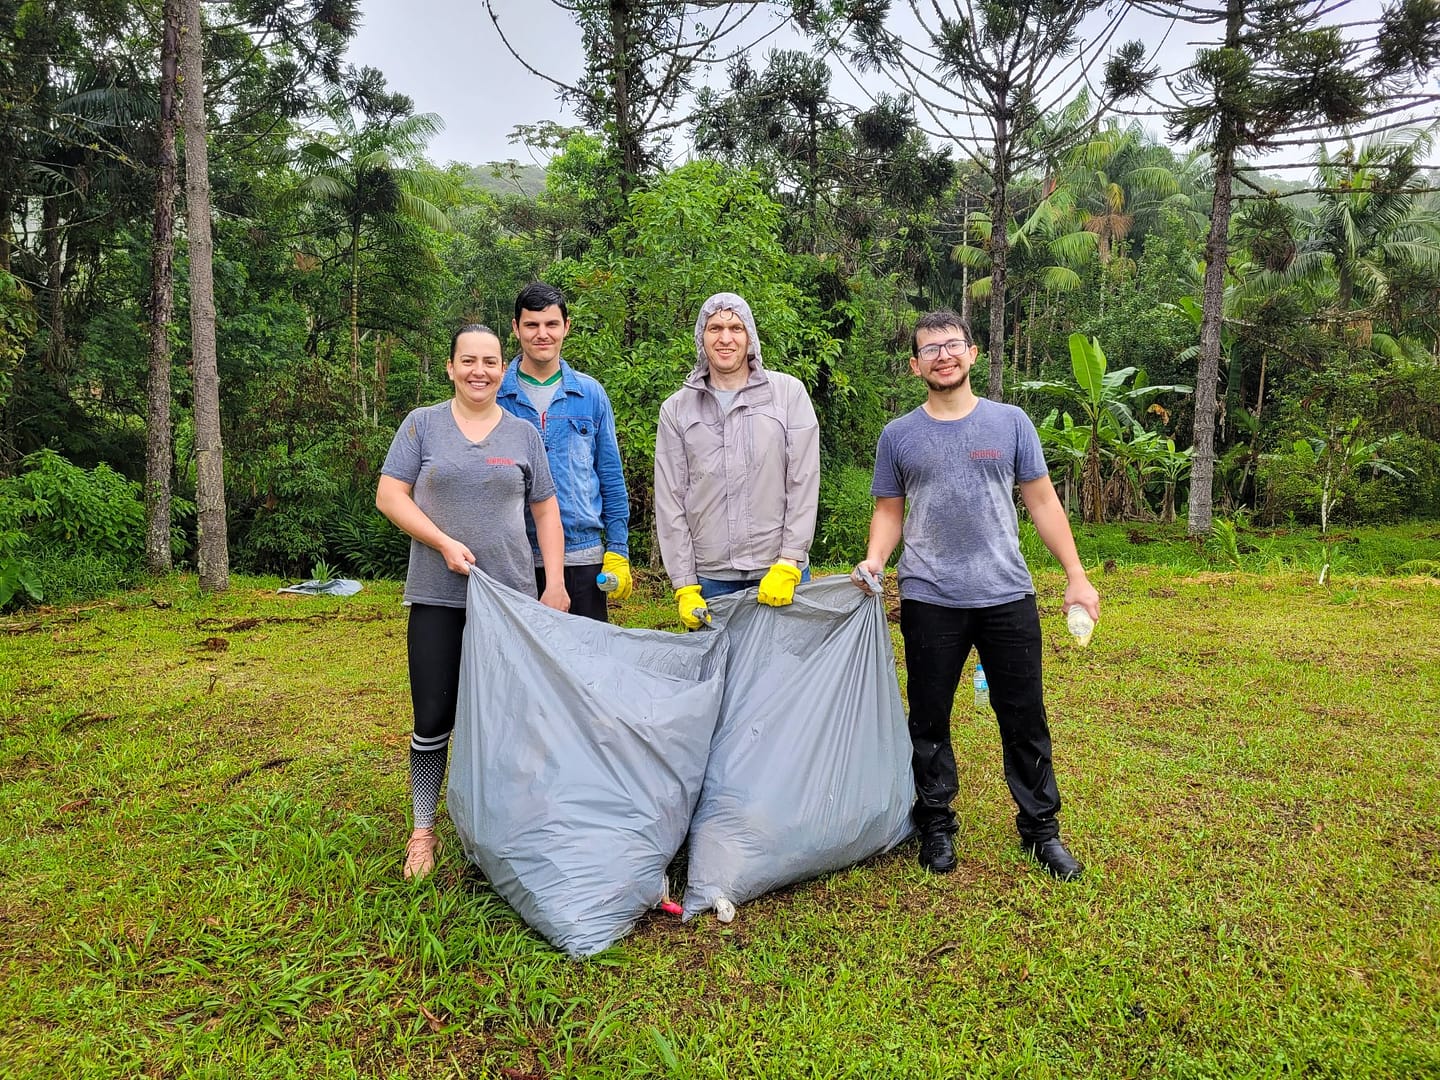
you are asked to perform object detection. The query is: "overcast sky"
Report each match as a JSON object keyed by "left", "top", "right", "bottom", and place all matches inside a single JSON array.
[{"left": 346, "top": 1, "right": 1414, "bottom": 171}]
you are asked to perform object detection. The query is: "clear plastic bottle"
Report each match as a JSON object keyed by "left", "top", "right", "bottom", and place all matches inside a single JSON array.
[
  {"left": 1066, "top": 606, "right": 1095, "bottom": 647},
  {"left": 973, "top": 661, "right": 989, "bottom": 709},
  {"left": 596, "top": 571, "right": 618, "bottom": 593}
]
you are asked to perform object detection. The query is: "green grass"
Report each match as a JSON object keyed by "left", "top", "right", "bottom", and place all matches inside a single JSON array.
[
  {"left": 2, "top": 566, "right": 1438, "bottom": 1078},
  {"left": 1053, "top": 519, "right": 1440, "bottom": 576}
]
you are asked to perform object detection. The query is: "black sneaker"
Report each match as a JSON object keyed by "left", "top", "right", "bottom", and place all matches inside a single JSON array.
[
  {"left": 918, "top": 830, "right": 957, "bottom": 873},
  {"left": 1022, "top": 837, "right": 1083, "bottom": 881}
]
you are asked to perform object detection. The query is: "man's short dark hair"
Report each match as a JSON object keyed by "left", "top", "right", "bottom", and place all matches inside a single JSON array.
[
  {"left": 514, "top": 282, "right": 568, "bottom": 323},
  {"left": 911, "top": 310, "right": 973, "bottom": 357}
]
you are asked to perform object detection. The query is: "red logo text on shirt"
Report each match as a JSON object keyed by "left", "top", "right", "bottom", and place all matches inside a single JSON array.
[
  {"left": 970, "top": 449, "right": 1002, "bottom": 460},
  {"left": 486, "top": 457, "right": 515, "bottom": 466}
]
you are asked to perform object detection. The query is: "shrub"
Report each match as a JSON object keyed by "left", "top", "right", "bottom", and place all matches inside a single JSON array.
[
  {"left": 814, "top": 465, "right": 875, "bottom": 566},
  {"left": 329, "top": 487, "right": 409, "bottom": 580},
  {"left": 0, "top": 449, "right": 146, "bottom": 561},
  {"left": 0, "top": 450, "right": 148, "bottom": 609},
  {"left": 231, "top": 448, "right": 339, "bottom": 576}
]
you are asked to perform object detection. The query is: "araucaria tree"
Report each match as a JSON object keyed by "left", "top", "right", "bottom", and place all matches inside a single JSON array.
[
  {"left": 816, "top": 0, "right": 1148, "bottom": 401},
  {"left": 181, "top": 0, "right": 228, "bottom": 591},
  {"left": 486, "top": 1, "right": 772, "bottom": 203},
  {"left": 1120, "top": 0, "right": 1440, "bottom": 536}
]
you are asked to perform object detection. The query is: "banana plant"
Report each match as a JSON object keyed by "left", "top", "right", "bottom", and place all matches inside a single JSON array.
[
  {"left": 1021, "top": 334, "right": 1192, "bottom": 523},
  {"left": 1127, "top": 430, "right": 1193, "bottom": 523},
  {"left": 1283, "top": 418, "right": 1408, "bottom": 535},
  {"left": 1035, "top": 409, "right": 1089, "bottom": 516}
]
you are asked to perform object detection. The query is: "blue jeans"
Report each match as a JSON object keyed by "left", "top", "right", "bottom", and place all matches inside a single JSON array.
[
  {"left": 899, "top": 595, "right": 1062, "bottom": 844},
  {"left": 698, "top": 567, "right": 810, "bottom": 599}
]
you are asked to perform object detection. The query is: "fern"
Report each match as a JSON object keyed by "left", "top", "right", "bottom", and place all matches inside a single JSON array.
[{"left": 328, "top": 490, "right": 409, "bottom": 580}]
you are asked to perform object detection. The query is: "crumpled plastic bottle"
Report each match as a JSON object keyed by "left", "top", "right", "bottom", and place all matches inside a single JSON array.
[{"left": 1066, "top": 606, "right": 1095, "bottom": 647}]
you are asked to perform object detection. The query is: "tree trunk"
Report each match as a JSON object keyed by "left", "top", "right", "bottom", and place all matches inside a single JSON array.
[
  {"left": 144, "top": 0, "right": 182, "bottom": 574},
  {"left": 1186, "top": 152, "right": 1236, "bottom": 538},
  {"left": 987, "top": 124, "right": 1010, "bottom": 403},
  {"left": 0, "top": 184, "right": 11, "bottom": 273},
  {"left": 1187, "top": 0, "right": 1244, "bottom": 539},
  {"left": 181, "top": 0, "right": 228, "bottom": 591},
  {"left": 959, "top": 199, "right": 971, "bottom": 321},
  {"left": 41, "top": 198, "right": 65, "bottom": 377},
  {"left": 609, "top": 0, "right": 639, "bottom": 200},
  {"left": 349, "top": 220, "right": 365, "bottom": 415}
]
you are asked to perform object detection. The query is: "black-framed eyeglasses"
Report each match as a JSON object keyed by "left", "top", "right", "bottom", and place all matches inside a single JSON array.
[{"left": 917, "top": 338, "right": 971, "bottom": 361}]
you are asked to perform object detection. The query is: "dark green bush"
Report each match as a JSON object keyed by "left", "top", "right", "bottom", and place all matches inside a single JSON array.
[{"left": 329, "top": 487, "right": 409, "bottom": 580}]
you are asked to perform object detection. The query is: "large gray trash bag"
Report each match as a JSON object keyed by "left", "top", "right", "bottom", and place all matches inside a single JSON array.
[
  {"left": 448, "top": 568, "right": 728, "bottom": 956},
  {"left": 682, "top": 575, "right": 915, "bottom": 919}
]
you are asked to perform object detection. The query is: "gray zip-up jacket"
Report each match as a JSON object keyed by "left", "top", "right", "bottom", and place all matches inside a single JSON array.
[{"left": 654, "top": 293, "right": 821, "bottom": 589}]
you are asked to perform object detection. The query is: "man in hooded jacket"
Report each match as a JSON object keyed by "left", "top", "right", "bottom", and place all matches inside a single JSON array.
[{"left": 654, "top": 292, "right": 822, "bottom": 628}]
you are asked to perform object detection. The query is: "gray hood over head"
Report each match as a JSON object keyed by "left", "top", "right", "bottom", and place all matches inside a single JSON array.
[{"left": 692, "top": 292, "right": 763, "bottom": 376}]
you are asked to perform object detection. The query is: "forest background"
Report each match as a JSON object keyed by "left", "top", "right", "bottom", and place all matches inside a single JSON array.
[{"left": 3, "top": 0, "right": 1440, "bottom": 605}]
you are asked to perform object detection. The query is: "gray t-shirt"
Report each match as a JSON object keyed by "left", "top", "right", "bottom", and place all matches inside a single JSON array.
[
  {"left": 871, "top": 399, "right": 1047, "bottom": 609},
  {"left": 381, "top": 401, "right": 556, "bottom": 608},
  {"left": 519, "top": 376, "right": 563, "bottom": 417}
]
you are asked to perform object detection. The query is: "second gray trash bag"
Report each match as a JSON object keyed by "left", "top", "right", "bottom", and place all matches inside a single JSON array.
[
  {"left": 682, "top": 574, "right": 915, "bottom": 920},
  {"left": 448, "top": 568, "right": 728, "bottom": 957}
]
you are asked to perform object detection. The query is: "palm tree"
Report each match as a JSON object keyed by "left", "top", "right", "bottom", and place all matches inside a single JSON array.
[
  {"left": 1296, "top": 133, "right": 1440, "bottom": 321},
  {"left": 953, "top": 192, "right": 1097, "bottom": 377},
  {"left": 291, "top": 101, "right": 453, "bottom": 413},
  {"left": 1060, "top": 121, "right": 1208, "bottom": 313},
  {"left": 1234, "top": 132, "right": 1440, "bottom": 329}
]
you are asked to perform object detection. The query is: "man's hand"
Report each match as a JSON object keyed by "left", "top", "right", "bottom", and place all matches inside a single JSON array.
[
  {"left": 756, "top": 563, "right": 801, "bottom": 606},
  {"left": 675, "top": 585, "right": 710, "bottom": 629},
  {"left": 851, "top": 559, "right": 886, "bottom": 595},
  {"left": 601, "top": 551, "right": 633, "bottom": 601},
  {"left": 540, "top": 582, "right": 570, "bottom": 613},
  {"left": 1063, "top": 577, "right": 1100, "bottom": 623}
]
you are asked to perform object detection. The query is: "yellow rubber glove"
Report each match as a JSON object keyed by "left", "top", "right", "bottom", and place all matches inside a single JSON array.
[
  {"left": 675, "top": 585, "right": 710, "bottom": 629},
  {"left": 601, "top": 551, "right": 633, "bottom": 601},
  {"left": 756, "top": 562, "right": 802, "bottom": 607}
]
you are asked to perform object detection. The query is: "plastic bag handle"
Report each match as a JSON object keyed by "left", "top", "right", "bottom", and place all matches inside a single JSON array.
[{"left": 854, "top": 566, "right": 883, "bottom": 596}]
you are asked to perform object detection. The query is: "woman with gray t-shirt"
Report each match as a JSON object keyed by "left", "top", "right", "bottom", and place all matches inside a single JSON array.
[{"left": 377, "top": 324, "right": 569, "bottom": 881}]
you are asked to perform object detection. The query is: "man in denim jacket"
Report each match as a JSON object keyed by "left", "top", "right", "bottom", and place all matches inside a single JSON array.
[{"left": 497, "top": 283, "right": 632, "bottom": 622}]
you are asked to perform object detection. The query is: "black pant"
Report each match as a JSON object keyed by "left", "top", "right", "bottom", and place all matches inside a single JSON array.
[
  {"left": 899, "top": 595, "right": 1062, "bottom": 844},
  {"left": 535, "top": 561, "right": 608, "bottom": 623}
]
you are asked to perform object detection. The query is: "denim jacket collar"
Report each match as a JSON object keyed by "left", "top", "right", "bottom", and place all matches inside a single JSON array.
[{"left": 498, "top": 356, "right": 582, "bottom": 412}]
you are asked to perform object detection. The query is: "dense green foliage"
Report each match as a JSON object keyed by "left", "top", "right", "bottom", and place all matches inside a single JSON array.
[{"left": 0, "top": 2, "right": 1438, "bottom": 604}]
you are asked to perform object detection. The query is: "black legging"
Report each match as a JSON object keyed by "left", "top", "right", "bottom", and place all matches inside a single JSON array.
[{"left": 407, "top": 603, "right": 466, "bottom": 828}]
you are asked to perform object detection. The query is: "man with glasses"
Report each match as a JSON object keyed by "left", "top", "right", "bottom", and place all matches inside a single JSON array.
[{"left": 852, "top": 310, "right": 1099, "bottom": 880}]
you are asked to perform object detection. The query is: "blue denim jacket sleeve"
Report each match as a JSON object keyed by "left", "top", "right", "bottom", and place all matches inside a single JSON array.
[{"left": 591, "top": 385, "right": 630, "bottom": 557}]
